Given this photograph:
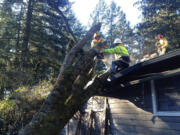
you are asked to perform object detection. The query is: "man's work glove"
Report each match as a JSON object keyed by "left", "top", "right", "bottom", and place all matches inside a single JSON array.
[{"left": 97, "top": 52, "right": 104, "bottom": 59}]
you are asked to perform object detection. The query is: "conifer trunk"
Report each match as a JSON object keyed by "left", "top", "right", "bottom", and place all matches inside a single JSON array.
[{"left": 21, "top": 0, "right": 34, "bottom": 71}]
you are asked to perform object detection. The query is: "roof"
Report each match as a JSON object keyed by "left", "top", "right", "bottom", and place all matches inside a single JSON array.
[
  {"left": 110, "top": 49, "right": 180, "bottom": 84},
  {"left": 101, "top": 49, "right": 180, "bottom": 96}
]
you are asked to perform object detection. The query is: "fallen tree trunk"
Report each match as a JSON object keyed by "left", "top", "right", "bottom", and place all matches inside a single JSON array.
[{"left": 19, "top": 23, "right": 110, "bottom": 135}]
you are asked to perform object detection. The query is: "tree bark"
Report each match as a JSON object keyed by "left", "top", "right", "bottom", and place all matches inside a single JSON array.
[
  {"left": 18, "top": 23, "right": 109, "bottom": 135},
  {"left": 21, "top": 0, "right": 34, "bottom": 71}
]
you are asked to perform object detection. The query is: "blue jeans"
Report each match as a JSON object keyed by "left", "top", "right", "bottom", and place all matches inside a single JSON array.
[{"left": 110, "top": 56, "right": 130, "bottom": 73}]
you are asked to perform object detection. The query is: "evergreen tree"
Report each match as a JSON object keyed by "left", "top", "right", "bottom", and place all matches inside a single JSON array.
[
  {"left": 0, "top": 0, "right": 24, "bottom": 95},
  {"left": 0, "top": 0, "right": 86, "bottom": 133},
  {"left": 89, "top": 0, "right": 134, "bottom": 48},
  {"left": 105, "top": 1, "right": 122, "bottom": 46},
  {"left": 136, "top": 0, "right": 180, "bottom": 53},
  {"left": 89, "top": 0, "right": 107, "bottom": 25},
  {"left": 0, "top": 0, "right": 85, "bottom": 96}
]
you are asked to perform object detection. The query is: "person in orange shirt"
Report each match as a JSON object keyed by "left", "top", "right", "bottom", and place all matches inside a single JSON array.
[
  {"left": 156, "top": 34, "right": 168, "bottom": 56},
  {"left": 91, "top": 32, "right": 109, "bottom": 71},
  {"left": 91, "top": 32, "right": 108, "bottom": 52}
]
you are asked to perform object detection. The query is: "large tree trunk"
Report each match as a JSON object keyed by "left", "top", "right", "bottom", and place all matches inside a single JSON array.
[
  {"left": 21, "top": 0, "right": 34, "bottom": 71},
  {"left": 19, "top": 23, "right": 110, "bottom": 135}
]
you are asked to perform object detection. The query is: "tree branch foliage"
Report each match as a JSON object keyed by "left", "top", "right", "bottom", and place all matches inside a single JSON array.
[{"left": 135, "top": 0, "right": 180, "bottom": 54}]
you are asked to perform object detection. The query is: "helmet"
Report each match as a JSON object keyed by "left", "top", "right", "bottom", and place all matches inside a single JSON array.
[
  {"left": 113, "top": 38, "right": 122, "bottom": 44},
  {"left": 157, "top": 34, "right": 163, "bottom": 39},
  {"left": 94, "top": 32, "right": 100, "bottom": 38}
]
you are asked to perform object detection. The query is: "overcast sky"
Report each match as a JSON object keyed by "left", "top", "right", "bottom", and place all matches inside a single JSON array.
[{"left": 69, "top": 0, "right": 141, "bottom": 27}]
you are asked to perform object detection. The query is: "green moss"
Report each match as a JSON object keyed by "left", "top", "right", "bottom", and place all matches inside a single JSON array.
[
  {"left": 64, "top": 95, "right": 72, "bottom": 105},
  {"left": 15, "top": 87, "right": 26, "bottom": 93},
  {"left": 0, "top": 99, "right": 16, "bottom": 119},
  {"left": 0, "top": 99, "right": 16, "bottom": 110}
]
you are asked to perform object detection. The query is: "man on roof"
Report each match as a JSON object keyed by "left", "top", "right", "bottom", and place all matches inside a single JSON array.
[
  {"left": 102, "top": 38, "right": 130, "bottom": 73},
  {"left": 156, "top": 34, "right": 168, "bottom": 56}
]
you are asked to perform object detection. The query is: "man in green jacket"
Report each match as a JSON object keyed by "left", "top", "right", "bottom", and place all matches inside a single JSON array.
[{"left": 102, "top": 38, "right": 130, "bottom": 73}]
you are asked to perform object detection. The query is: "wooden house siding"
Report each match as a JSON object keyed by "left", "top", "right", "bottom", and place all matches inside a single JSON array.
[
  {"left": 109, "top": 99, "right": 180, "bottom": 135},
  {"left": 108, "top": 74, "right": 180, "bottom": 135}
]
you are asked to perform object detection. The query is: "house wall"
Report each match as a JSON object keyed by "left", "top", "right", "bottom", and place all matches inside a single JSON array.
[
  {"left": 60, "top": 74, "right": 180, "bottom": 135},
  {"left": 108, "top": 77, "right": 180, "bottom": 135}
]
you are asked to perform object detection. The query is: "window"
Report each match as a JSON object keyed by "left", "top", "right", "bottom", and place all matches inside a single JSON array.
[{"left": 151, "top": 75, "right": 180, "bottom": 116}]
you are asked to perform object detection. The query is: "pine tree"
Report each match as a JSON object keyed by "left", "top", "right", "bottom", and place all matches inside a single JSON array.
[
  {"left": 0, "top": 0, "right": 24, "bottom": 94},
  {"left": 89, "top": 0, "right": 134, "bottom": 47},
  {"left": 89, "top": 0, "right": 107, "bottom": 26},
  {"left": 0, "top": 0, "right": 85, "bottom": 97},
  {"left": 136, "top": 0, "right": 180, "bottom": 53}
]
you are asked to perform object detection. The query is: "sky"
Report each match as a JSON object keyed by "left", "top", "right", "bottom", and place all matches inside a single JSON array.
[{"left": 69, "top": 0, "right": 141, "bottom": 27}]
